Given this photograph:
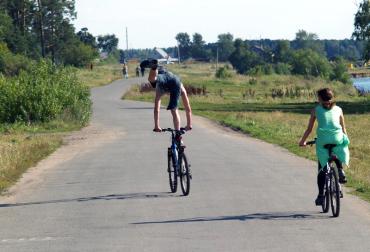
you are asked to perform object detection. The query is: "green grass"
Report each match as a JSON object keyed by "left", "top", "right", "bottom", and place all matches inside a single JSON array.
[
  {"left": 76, "top": 63, "right": 122, "bottom": 88},
  {"left": 123, "top": 62, "right": 370, "bottom": 202},
  {"left": 0, "top": 121, "right": 83, "bottom": 192}
]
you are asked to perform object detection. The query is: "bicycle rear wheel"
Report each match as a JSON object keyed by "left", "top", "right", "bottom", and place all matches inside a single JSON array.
[
  {"left": 179, "top": 152, "right": 190, "bottom": 196},
  {"left": 168, "top": 148, "right": 177, "bottom": 193},
  {"left": 330, "top": 163, "right": 341, "bottom": 217}
]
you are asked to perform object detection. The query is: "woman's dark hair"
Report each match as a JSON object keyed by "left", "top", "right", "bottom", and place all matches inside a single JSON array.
[{"left": 317, "top": 88, "right": 335, "bottom": 109}]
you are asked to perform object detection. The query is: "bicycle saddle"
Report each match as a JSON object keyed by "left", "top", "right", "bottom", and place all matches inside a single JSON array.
[{"left": 324, "top": 144, "right": 337, "bottom": 149}]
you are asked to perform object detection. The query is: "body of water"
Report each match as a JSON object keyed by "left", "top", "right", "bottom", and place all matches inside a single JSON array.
[{"left": 352, "top": 77, "right": 370, "bottom": 92}]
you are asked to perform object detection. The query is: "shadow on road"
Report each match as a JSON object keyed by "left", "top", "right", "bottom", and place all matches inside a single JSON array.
[
  {"left": 120, "top": 107, "right": 153, "bottom": 110},
  {"left": 0, "top": 192, "right": 175, "bottom": 208},
  {"left": 132, "top": 211, "right": 329, "bottom": 224}
]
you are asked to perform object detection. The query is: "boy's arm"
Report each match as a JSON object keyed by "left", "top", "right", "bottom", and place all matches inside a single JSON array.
[
  {"left": 180, "top": 84, "right": 192, "bottom": 130},
  {"left": 340, "top": 113, "right": 347, "bottom": 135},
  {"left": 154, "top": 90, "right": 161, "bottom": 131},
  {"left": 299, "top": 109, "right": 316, "bottom": 146}
]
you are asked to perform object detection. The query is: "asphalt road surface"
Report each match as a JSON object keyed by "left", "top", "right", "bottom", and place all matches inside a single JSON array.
[{"left": 1, "top": 78, "right": 370, "bottom": 252}]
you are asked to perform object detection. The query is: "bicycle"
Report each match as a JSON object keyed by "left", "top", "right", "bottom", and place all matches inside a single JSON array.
[
  {"left": 161, "top": 128, "right": 191, "bottom": 196},
  {"left": 307, "top": 139, "right": 342, "bottom": 217}
]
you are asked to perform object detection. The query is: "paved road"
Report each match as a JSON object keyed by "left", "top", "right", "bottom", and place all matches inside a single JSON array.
[{"left": 1, "top": 78, "right": 370, "bottom": 252}]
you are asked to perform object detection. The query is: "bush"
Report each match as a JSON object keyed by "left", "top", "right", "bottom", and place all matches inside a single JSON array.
[
  {"left": 0, "top": 60, "right": 91, "bottom": 124},
  {"left": 290, "top": 49, "right": 332, "bottom": 78},
  {"left": 62, "top": 42, "right": 98, "bottom": 67},
  {"left": 0, "top": 42, "right": 31, "bottom": 76},
  {"left": 330, "top": 57, "right": 351, "bottom": 84},
  {"left": 274, "top": 63, "right": 292, "bottom": 75},
  {"left": 215, "top": 66, "right": 233, "bottom": 78},
  {"left": 248, "top": 64, "right": 275, "bottom": 75}
]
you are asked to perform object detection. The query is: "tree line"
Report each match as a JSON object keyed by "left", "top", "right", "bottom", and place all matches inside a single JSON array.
[{"left": 0, "top": 0, "right": 121, "bottom": 75}]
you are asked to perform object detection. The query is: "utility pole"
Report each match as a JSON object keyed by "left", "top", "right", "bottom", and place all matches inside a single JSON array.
[
  {"left": 125, "top": 27, "right": 129, "bottom": 60},
  {"left": 177, "top": 42, "right": 181, "bottom": 64},
  {"left": 216, "top": 47, "right": 219, "bottom": 72}
]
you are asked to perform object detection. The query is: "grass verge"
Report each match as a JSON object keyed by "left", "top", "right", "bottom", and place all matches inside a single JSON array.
[
  {"left": 0, "top": 121, "right": 83, "bottom": 193},
  {"left": 76, "top": 63, "right": 122, "bottom": 88}
]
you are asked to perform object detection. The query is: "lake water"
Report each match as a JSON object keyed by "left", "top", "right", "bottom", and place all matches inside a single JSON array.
[{"left": 352, "top": 77, "right": 370, "bottom": 92}]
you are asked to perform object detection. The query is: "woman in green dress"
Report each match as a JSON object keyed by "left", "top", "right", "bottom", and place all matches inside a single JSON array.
[{"left": 299, "top": 88, "right": 350, "bottom": 206}]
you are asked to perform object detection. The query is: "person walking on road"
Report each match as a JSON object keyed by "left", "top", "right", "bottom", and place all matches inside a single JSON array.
[
  {"left": 299, "top": 88, "right": 349, "bottom": 206},
  {"left": 140, "top": 66, "right": 145, "bottom": 77},
  {"left": 122, "top": 63, "right": 128, "bottom": 79},
  {"left": 140, "top": 59, "right": 192, "bottom": 132},
  {"left": 136, "top": 65, "right": 140, "bottom": 77}
]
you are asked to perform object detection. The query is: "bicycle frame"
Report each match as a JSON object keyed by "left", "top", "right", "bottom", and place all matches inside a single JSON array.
[{"left": 163, "top": 128, "right": 186, "bottom": 171}]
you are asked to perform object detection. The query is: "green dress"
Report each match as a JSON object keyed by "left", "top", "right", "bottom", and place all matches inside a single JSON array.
[{"left": 315, "top": 105, "right": 350, "bottom": 168}]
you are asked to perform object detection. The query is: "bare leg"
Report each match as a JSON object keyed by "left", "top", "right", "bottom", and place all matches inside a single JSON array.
[{"left": 171, "top": 109, "right": 181, "bottom": 130}]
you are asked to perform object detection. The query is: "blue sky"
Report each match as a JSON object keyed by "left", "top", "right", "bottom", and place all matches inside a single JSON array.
[{"left": 73, "top": 0, "right": 360, "bottom": 49}]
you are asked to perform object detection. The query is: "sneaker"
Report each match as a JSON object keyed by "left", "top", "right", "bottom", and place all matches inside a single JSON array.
[
  {"left": 338, "top": 169, "right": 347, "bottom": 184},
  {"left": 315, "top": 195, "right": 325, "bottom": 206}
]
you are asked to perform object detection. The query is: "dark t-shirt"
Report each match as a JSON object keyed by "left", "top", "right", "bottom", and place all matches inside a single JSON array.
[{"left": 156, "top": 72, "right": 181, "bottom": 94}]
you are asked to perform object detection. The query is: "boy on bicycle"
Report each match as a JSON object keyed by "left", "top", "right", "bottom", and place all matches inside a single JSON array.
[
  {"left": 140, "top": 59, "right": 192, "bottom": 132},
  {"left": 299, "top": 88, "right": 350, "bottom": 206}
]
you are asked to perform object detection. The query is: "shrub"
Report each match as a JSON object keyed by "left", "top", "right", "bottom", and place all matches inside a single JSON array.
[
  {"left": 330, "top": 57, "right": 351, "bottom": 84},
  {"left": 290, "top": 49, "right": 332, "bottom": 79},
  {"left": 0, "top": 60, "right": 91, "bottom": 124},
  {"left": 215, "top": 66, "right": 233, "bottom": 79},
  {"left": 274, "top": 63, "right": 292, "bottom": 75},
  {"left": 0, "top": 42, "right": 31, "bottom": 76},
  {"left": 248, "top": 64, "right": 275, "bottom": 75}
]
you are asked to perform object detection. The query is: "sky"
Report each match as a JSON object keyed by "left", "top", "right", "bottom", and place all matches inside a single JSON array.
[{"left": 73, "top": 0, "right": 360, "bottom": 50}]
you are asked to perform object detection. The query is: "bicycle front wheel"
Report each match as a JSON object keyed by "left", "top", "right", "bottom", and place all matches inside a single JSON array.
[
  {"left": 330, "top": 163, "right": 341, "bottom": 217},
  {"left": 168, "top": 148, "right": 177, "bottom": 193},
  {"left": 322, "top": 177, "right": 330, "bottom": 213},
  {"left": 179, "top": 152, "right": 190, "bottom": 196}
]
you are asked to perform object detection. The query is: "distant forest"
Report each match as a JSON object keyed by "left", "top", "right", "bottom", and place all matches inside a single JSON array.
[{"left": 124, "top": 35, "right": 364, "bottom": 63}]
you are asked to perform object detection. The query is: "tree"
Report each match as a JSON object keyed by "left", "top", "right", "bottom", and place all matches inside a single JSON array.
[
  {"left": 229, "top": 39, "right": 262, "bottom": 74},
  {"left": 290, "top": 49, "right": 332, "bottom": 78},
  {"left": 293, "top": 29, "right": 325, "bottom": 55},
  {"left": 97, "top": 34, "right": 118, "bottom": 54},
  {"left": 274, "top": 40, "right": 292, "bottom": 63},
  {"left": 353, "top": 0, "right": 370, "bottom": 59},
  {"left": 330, "top": 57, "right": 351, "bottom": 84},
  {"left": 0, "top": 13, "right": 12, "bottom": 42},
  {"left": 77, "top": 27, "right": 96, "bottom": 48},
  {"left": 191, "top": 33, "right": 208, "bottom": 60},
  {"left": 217, "top": 33, "right": 235, "bottom": 62},
  {"left": 175, "top": 32, "right": 191, "bottom": 59},
  {"left": 39, "top": 0, "right": 77, "bottom": 62},
  {"left": 62, "top": 40, "right": 98, "bottom": 67}
]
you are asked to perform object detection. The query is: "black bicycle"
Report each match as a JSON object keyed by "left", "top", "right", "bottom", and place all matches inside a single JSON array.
[
  {"left": 161, "top": 128, "right": 191, "bottom": 196},
  {"left": 307, "top": 139, "right": 341, "bottom": 217}
]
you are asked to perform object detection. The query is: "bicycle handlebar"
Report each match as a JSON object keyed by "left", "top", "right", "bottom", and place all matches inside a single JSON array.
[
  {"left": 161, "top": 127, "right": 187, "bottom": 133},
  {"left": 306, "top": 138, "right": 317, "bottom": 145}
]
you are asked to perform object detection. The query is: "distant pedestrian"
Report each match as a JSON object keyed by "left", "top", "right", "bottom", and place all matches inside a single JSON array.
[
  {"left": 136, "top": 65, "right": 140, "bottom": 77},
  {"left": 140, "top": 66, "right": 145, "bottom": 77},
  {"left": 122, "top": 63, "right": 128, "bottom": 79}
]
